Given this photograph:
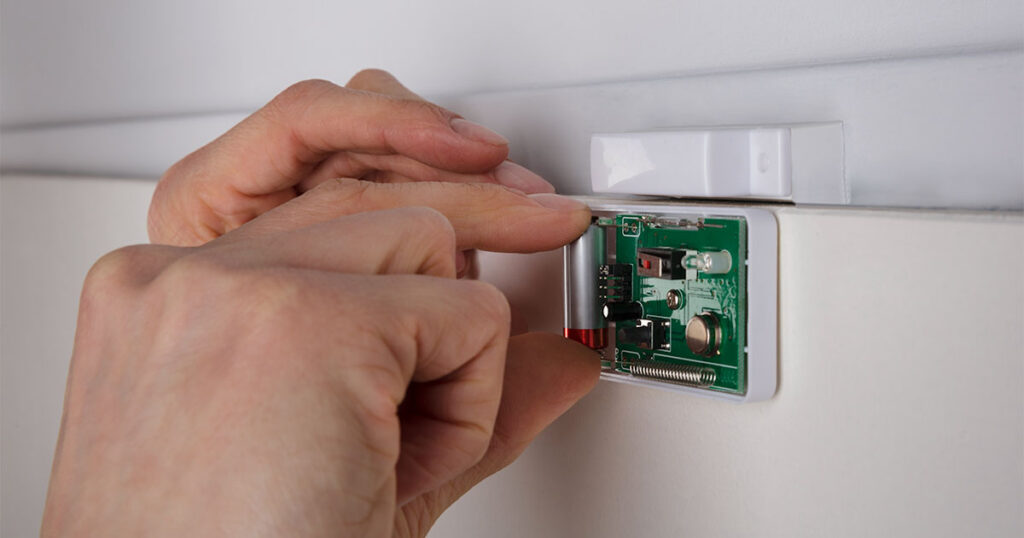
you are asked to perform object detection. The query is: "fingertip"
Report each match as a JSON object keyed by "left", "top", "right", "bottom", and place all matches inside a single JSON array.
[
  {"left": 539, "top": 332, "right": 603, "bottom": 389},
  {"left": 529, "top": 193, "right": 588, "bottom": 212},
  {"left": 508, "top": 333, "right": 602, "bottom": 404},
  {"left": 442, "top": 187, "right": 590, "bottom": 253},
  {"left": 450, "top": 118, "right": 509, "bottom": 147},
  {"left": 444, "top": 118, "right": 512, "bottom": 173},
  {"left": 526, "top": 193, "right": 593, "bottom": 243},
  {"left": 400, "top": 115, "right": 509, "bottom": 174},
  {"left": 417, "top": 332, "right": 601, "bottom": 508},
  {"left": 493, "top": 161, "right": 556, "bottom": 194}
]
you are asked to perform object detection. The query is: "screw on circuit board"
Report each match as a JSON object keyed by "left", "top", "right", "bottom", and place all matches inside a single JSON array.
[{"left": 666, "top": 289, "right": 683, "bottom": 310}]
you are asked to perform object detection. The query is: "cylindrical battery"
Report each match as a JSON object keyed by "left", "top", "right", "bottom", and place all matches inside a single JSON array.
[{"left": 563, "top": 223, "right": 608, "bottom": 349}]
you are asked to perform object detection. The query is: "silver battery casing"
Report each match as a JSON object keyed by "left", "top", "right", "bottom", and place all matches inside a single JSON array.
[{"left": 563, "top": 224, "right": 606, "bottom": 330}]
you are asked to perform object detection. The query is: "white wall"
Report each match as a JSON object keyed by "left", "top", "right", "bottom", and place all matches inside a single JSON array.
[
  {"left": 436, "top": 208, "right": 1024, "bottom": 537},
  {"left": 2, "top": 0, "right": 1020, "bottom": 126},
  {"left": 0, "top": 176, "right": 155, "bottom": 537}
]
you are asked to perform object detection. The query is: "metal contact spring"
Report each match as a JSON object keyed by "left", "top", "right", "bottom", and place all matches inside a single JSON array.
[{"left": 628, "top": 360, "right": 717, "bottom": 388}]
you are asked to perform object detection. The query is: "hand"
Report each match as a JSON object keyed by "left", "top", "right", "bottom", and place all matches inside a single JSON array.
[
  {"left": 43, "top": 73, "right": 600, "bottom": 537},
  {"left": 148, "top": 70, "right": 556, "bottom": 247},
  {"left": 43, "top": 180, "right": 599, "bottom": 537}
]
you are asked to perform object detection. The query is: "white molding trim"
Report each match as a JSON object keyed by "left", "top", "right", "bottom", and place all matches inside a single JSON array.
[{"left": 2, "top": 49, "right": 1021, "bottom": 210}]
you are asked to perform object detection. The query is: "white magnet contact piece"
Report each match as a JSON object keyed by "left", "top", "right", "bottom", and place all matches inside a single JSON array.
[{"left": 590, "top": 124, "right": 846, "bottom": 204}]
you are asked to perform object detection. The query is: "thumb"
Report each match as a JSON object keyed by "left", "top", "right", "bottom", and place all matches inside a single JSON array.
[{"left": 394, "top": 332, "right": 601, "bottom": 537}]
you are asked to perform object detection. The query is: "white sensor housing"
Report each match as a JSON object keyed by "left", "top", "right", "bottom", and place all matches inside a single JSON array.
[{"left": 590, "top": 124, "right": 846, "bottom": 204}]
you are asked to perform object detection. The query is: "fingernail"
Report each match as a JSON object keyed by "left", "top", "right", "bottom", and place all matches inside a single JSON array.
[
  {"left": 450, "top": 118, "right": 508, "bottom": 146},
  {"left": 493, "top": 161, "right": 556, "bottom": 194},
  {"left": 529, "top": 193, "right": 587, "bottom": 211}
]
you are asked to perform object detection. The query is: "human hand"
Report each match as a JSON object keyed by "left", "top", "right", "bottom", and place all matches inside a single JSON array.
[
  {"left": 43, "top": 180, "right": 599, "bottom": 537},
  {"left": 148, "top": 70, "right": 555, "bottom": 248},
  {"left": 44, "top": 73, "right": 600, "bottom": 537}
]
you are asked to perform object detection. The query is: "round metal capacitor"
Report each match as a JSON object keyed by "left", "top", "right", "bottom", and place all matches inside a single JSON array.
[{"left": 685, "top": 312, "right": 722, "bottom": 357}]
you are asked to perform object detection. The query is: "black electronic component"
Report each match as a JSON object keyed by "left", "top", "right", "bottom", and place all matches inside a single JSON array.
[
  {"left": 617, "top": 323, "right": 651, "bottom": 349},
  {"left": 651, "top": 319, "right": 671, "bottom": 350},
  {"left": 637, "top": 248, "right": 686, "bottom": 279},
  {"left": 603, "top": 301, "right": 643, "bottom": 321},
  {"left": 599, "top": 263, "right": 633, "bottom": 303},
  {"left": 600, "top": 264, "right": 632, "bottom": 278},
  {"left": 617, "top": 319, "right": 670, "bottom": 350}
]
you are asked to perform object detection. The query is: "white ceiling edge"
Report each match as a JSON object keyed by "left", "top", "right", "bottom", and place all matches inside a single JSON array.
[
  {"left": 2, "top": 49, "right": 1021, "bottom": 210},
  {"left": 3, "top": 0, "right": 1021, "bottom": 126}
]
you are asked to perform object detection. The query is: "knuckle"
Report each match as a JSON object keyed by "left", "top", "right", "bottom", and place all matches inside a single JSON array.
[
  {"left": 466, "top": 432, "right": 492, "bottom": 465},
  {"left": 485, "top": 425, "right": 529, "bottom": 470},
  {"left": 150, "top": 156, "right": 206, "bottom": 243},
  {"left": 84, "top": 245, "right": 156, "bottom": 296},
  {"left": 158, "top": 151, "right": 196, "bottom": 185},
  {"left": 346, "top": 68, "right": 393, "bottom": 88},
  {"left": 406, "top": 98, "right": 451, "bottom": 123},
  {"left": 90, "top": 244, "right": 147, "bottom": 276},
  {"left": 153, "top": 250, "right": 235, "bottom": 300},
  {"left": 281, "top": 78, "right": 338, "bottom": 99},
  {"left": 313, "top": 177, "right": 376, "bottom": 207},
  {"left": 401, "top": 206, "right": 455, "bottom": 243},
  {"left": 454, "top": 181, "right": 524, "bottom": 207},
  {"left": 393, "top": 500, "right": 434, "bottom": 538},
  {"left": 463, "top": 280, "right": 511, "bottom": 325},
  {"left": 480, "top": 181, "right": 526, "bottom": 203},
  {"left": 267, "top": 78, "right": 339, "bottom": 116},
  {"left": 395, "top": 207, "right": 456, "bottom": 275}
]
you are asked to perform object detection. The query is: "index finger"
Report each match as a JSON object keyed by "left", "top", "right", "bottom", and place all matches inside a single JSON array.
[
  {"left": 186, "top": 79, "right": 509, "bottom": 196},
  {"left": 229, "top": 179, "right": 592, "bottom": 253},
  {"left": 150, "top": 79, "right": 512, "bottom": 245}
]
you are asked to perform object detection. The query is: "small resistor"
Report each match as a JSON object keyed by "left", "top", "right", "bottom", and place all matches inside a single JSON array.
[{"left": 652, "top": 217, "right": 700, "bottom": 229}]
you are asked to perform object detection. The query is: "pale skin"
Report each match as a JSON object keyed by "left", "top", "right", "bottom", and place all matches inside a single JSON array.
[{"left": 41, "top": 70, "right": 600, "bottom": 537}]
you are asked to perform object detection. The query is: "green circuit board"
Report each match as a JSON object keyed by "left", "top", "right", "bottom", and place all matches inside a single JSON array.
[{"left": 607, "top": 214, "right": 748, "bottom": 394}]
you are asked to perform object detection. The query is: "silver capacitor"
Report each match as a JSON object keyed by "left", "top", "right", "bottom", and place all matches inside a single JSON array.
[{"left": 563, "top": 224, "right": 608, "bottom": 349}]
